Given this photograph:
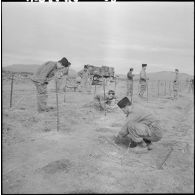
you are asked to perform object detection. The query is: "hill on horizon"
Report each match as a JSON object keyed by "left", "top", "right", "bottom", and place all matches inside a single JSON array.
[
  {"left": 3, "top": 64, "right": 193, "bottom": 81},
  {"left": 3, "top": 64, "right": 77, "bottom": 77},
  {"left": 118, "top": 71, "right": 193, "bottom": 81}
]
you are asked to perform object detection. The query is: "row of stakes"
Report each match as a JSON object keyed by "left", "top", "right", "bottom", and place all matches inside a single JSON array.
[{"left": 8, "top": 73, "right": 187, "bottom": 132}]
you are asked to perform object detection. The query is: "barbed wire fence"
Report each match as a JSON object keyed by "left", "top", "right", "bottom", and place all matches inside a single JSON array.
[{"left": 2, "top": 72, "right": 193, "bottom": 132}]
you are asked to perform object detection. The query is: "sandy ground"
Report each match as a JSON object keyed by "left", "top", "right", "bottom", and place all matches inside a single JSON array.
[{"left": 2, "top": 79, "right": 194, "bottom": 193}]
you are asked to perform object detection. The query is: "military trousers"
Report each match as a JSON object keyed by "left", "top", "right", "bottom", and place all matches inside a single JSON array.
[
  {"left": 127, "top": 79, "right": 133, "bottom": 96},
  {"left": 32, "top": 81, "right": 48, "bottom": 112}
]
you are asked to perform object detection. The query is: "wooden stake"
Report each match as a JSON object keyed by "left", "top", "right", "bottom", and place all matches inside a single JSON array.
[
  {"left": 103, "top": 78, "right": 106, "bottom": 116},
  {"left": 55, "top": 79, "right": 60, "bottom": 132},
  {"left": 164, "top": 81, "right": 166, "bottom": 96},
  {"left": 146, "top": 81, "right": 148, "bottom": 102},
  {"left": 114, "top": 77, "right": 117, "bottom": 91},
  {"left": 10, "top": 73, "right": 14, "bottom": 108},
  {"left": 63, "top": 85, "right": 66, "bottom": 103},
  {"left": 94, "top": 82, "right": 97, "bottom": 97},
  {"left": 131, "top": 80, "right": 133, "bottom": 103},
  {"left": 157, "top": 80, "right": 160, "bottom": 97}
]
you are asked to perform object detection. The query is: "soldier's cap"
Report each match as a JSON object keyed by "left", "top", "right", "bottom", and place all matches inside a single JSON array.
[
  {"left": 108, "top": 90, "right": 115, "bottom": 95},
  {"left": 175, "top": 69, "right": 179, "bottom": 72},
  {"left": 142, "top": 64, "right": 147, "bottom": 67},
  {"left": 58, "top": 57, "right": 71, "bottom": 67},
  {"left": 130, "top": 68, "right": 134, "bottom": 71},
  {"left": 84, "top": 65, "right": 88, "bottom": 68},
  {"left": 117, "top": 97, "right": 132, "bottom": 109}
]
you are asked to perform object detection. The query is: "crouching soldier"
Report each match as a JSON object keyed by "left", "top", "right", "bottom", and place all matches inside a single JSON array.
[
  {"left": 115, "top": 97, "right": 163, "bottom": 153},
  {"left": 94, "top": 90, "right": 118, "bottom": 112},
  {"left": 31, "top": 57, "right": 71, "bottom": 112}
]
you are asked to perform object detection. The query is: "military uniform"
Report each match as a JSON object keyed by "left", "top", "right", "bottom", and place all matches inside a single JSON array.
[
  {"left": 118, "top": 107, "right": 163, "bottom": 144},
  {"left": 78, "top": 69, "right": 91, "bottom": 92},
  {"left": 31, "top": 57, "right": 71, "bottom": 112},
  {"left": 127, "top": 71, "right": 134, "bottom": 96},
  {"left": 31, "top": 61, "right": 58, "bottom": 112},
  {"left": 116, "top": 97, "right": 162, "bottom": 151},
  {"left": 94, "top": 93, "right": 118, "bottom": 112},
  {"left": 139, "top": 69, "right": 147, "bottom": 97},
  {"left": 173, "top": 73, "right": 179, "bottom": 99}
]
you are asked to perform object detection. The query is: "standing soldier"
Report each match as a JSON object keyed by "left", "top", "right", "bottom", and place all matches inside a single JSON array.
[
  {"left": 31, "top": 57, "right": 71, "bottom": 112},
  {"left": 139, "top": 64, "right": 148, "bottom": 98},
  {"left": 78, "top": 65, "right": 91, "bottom": 92},
  {"left": 173, "top": 69, "right": 179, "bottom": 100},
  {"left": 126, "top": 68, "right": 134, "bottom": 98}
]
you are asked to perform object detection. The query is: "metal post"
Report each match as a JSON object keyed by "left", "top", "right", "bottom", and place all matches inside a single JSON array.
[
  {"left": 157, "top": 80, "right": 160, "bottom": 97},
  {"left": 103, "top": 78, "right": 106, "bottom": 116},
  {"left": 164, "top": 81, "right": 166, "bottom": 96},
  {"left": 55, "top": 80, "right": 60, "bottom": 132},
  {"left": 10, "top": 73, "right": 14, "bottom": 108}
]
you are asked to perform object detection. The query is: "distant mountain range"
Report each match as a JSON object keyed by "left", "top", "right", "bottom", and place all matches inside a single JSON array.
[{"left": 3, "top": 64, "right": 193, "bottom": 81}]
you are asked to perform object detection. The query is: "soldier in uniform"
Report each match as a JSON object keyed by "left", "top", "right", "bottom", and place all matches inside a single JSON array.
[
  {"left": 139, "top": 64, "right": 148, "bottom": 98},
  {"left": 78, "top": 65, "right": 91, "bottom": 92},
  {"left": 173, "top": 69, "right": 179, "bottom": 100},
  {"left": 31, "top": 57, "right": 71, "bottom": 112},
  {"left": 126, "top": 68, "right": 134, "bottom": 98},
  {"left": 115, "top": 97, "right": 163, "bottom": 153},
  {"left": 94, "top": 90, "right": 118, "bottom": 112}
]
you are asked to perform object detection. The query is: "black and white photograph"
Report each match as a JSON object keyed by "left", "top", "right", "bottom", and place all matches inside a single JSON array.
[{"left": 1, "top": 1, "right": 194, "bottom": 193}]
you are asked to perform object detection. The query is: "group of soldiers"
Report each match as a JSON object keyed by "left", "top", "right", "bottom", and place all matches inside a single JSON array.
[
  {"left": 126, "top": 65, "right": 184, "bottom": 101},
  {"left": 31, "top": 57, "right": 192, "bottom": 153}
]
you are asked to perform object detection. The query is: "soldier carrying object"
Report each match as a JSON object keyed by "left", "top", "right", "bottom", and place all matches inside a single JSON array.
[
  {"left": 115, "top": 97, "right": 163, "bottom": 153},
  {"left": 31, "top": 57, "right": 71, "bottom": 112},
  {"left": 139, "top": 64, "right": 149, "bottom": 98},
  {"left": 126, "top": 68, "right": 134, "bottom": 97}
]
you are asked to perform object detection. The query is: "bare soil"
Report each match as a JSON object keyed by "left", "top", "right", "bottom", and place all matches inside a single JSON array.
[{"left": 2, "top": 79, "right": 194, "bottom": 193}]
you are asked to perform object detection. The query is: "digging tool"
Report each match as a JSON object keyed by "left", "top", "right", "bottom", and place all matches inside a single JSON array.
[{"left": 158, "top": 147, "right": 174, "bottom": 169}]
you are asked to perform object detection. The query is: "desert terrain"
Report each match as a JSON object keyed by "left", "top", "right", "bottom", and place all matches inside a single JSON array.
[{"left": 2, "top": 76, "right": 194, "bottom": 193}]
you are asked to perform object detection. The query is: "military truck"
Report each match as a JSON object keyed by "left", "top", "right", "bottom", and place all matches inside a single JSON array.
[{"left": 85, "top": 65, "right": 115, "bottom": 85}]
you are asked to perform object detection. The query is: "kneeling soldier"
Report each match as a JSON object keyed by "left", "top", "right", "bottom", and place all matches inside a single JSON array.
[
  {"left": 115, "top": 97, "right": 163, "bottom": 152},
  {"left": 94, "top": 90, "right": 118, "bottom": 112}
]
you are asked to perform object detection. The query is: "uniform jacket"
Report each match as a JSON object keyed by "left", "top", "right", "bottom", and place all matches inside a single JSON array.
[
  {"left": 78, "top": 69, "right": 90, "bottom": 80},
  {"left": 140, "top": 69, "right": 147, "bottom": 82},
  {"left": 31, "top": 61, "right": 58, "bottom": 84},
  {"left": 127, "top": 71, "right": 134, "bottom": 80}
]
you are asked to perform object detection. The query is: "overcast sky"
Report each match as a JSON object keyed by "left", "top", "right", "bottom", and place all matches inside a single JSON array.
[{"left": 2, "top": 2, "right": 194, "bottom": 75}]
